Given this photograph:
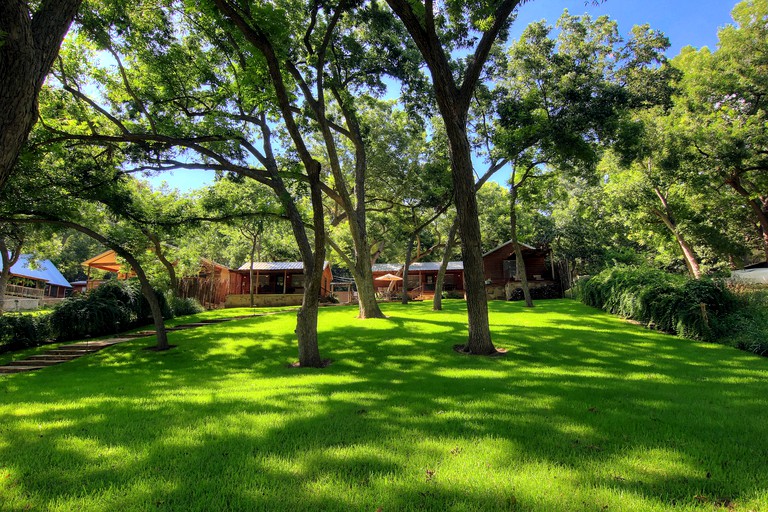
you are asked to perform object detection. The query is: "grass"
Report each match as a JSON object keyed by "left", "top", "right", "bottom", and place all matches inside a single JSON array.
[{"left": 1, "top": 299, "right": 767, "bottom": 511}]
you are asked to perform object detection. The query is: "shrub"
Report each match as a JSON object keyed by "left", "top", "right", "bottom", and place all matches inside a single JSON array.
[
  {"left": 719, "top": 284, "right": 768, "bottom": 355},
  {"left": 50, "top": 280, "right": 171, "bottom": 341},
  {"left": 169, "top": 295, "right": 204, "bottom": 316},
  {"left": 579, "top": 266, "right": 733, "bottom": 342},
  {"left": 0, "top": 313, "right": 52, "bottom": 354}
]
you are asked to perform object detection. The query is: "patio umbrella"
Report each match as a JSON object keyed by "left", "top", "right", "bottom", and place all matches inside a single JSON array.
[{"left": 376, "top": 273, "right": 403, "bottom": 281}]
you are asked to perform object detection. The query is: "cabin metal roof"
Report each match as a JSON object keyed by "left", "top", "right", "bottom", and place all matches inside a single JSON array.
[
  {"left": 482, "top": 240, "right": 537, "bottom": 257},
  {"left": 373, "top": 262, "right": 463, "bottom": 272},
  {"left": 237, "top": 261, "right": 329, "bottom": 271},
  {"left": 1, "top": 254, "right": 71, "bottom": 288}
]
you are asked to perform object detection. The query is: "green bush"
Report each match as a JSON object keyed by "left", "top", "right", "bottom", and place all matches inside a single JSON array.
[
  {"left": 0, "top": 313, "right": 52, "bottom": 354},
  {"left": 51, "top": 280, "right": 171, "bottom": 341},
  {"left": 719, "top": 285, "right": 768, "bottom": 355},
  {"left": 169, "top": 295, "right": 204, "bottom": 316},
  {"left": 579, "top": 266, "right": 733, "bottom": 341}
]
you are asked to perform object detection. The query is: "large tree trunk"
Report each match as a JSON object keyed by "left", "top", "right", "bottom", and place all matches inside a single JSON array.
[
  {"left": 433, "top": 217, "right": 459, "bottom": 311},
  {"left": 385, "top": 0, "right": 517, "bottom": 355},
  {"left": 0, "top": 0, "right": 82, "bottom": 192},
  {"left": 354, "top": 260, "right": 382, "bottom": 318},
  {"left": 510, "top": 186, "right": 533, "bottom": 307},
  {"left": 249, "top": 235, "right": 257, "bottom": 307},
  {"left": 147, "top": 233, "right": 178, "bottom": 297},
  {"left": 402, "top": 236, "right": 415, "bottom": 304},
  {"left": 128, "top": 259, "right": 170, "bottom": 351},
  {"left": 296, "top": 258, "right": 322, "bottom": 366},
  {"left": 727, "top": 178, "right": 768, "bottom": 261},
  {"left": 655, "top": 211, "right": 702, "bottom": 279},
  {"left": 0, "top": 236, "right": 23, "bottom": 314},
  {"left": 444, "top": 119, "right": 496, "bottom": 355},
  {"left": 653, "top": 188, "right": 701, "bottom": 279},
  {"left": 292, "top": 159, "right": 326, "bottom": 367}
]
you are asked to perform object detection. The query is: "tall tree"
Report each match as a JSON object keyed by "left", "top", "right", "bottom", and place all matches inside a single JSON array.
[
  {"left": 384, "top": 0, "right": 524, "bottom": 354},
  {"left": 494, "top": 12, "right": 676, "bottom": 302},
  {"left": 43, "top": 1, "right": 330, "bottom": 366},
  {"left": 672, "top": 0, "right": 768, "bottom": 260}
]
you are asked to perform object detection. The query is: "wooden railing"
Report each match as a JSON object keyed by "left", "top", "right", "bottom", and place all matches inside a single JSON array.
[{"left": 4, "top": 284, "right": 44, "bottom": 299}]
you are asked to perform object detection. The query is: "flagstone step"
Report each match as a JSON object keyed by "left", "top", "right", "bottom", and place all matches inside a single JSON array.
[
  {"left": 0, "top": 365, "right": 46, "bottom": 374},
  {"left": 0, "top": 313, "right": 273, "bottom": 375},
  {"left": 7, "top": 359, "right": 70, "bottom": 367},
  {"left": 47, "top": 348, "right": 98, "bottom": 355},
  {"left": 26, "top": 354, "right": 82, "bottom": 361}
]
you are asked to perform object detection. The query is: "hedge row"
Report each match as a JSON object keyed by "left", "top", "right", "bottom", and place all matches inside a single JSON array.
[
  {"left": 0, "top": 314, "right": 53, "bottom": 353},
  {"left": 578, "top": 266, "right": 732, "bottom": 342},
  {"left": 0, "top": 281, "right": 201, "bottom": 354}
]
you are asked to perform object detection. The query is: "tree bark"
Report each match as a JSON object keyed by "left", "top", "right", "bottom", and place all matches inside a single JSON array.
[
  {"left": 249, "top": 235, "right": 257, "bottom": 307},
  {"left": 354, "top": 260, "right": 382, "bottom": 317},
  {"left": 433, "top": 217, "right": 459, "bottom": 311},
  {"left": 0, "top": 0, "right": 82, "bottom": 192},
  {"left": 653, "top": 188, "right": 701, "bottom": 279},
  {"left": 445, "top": 119, "right": 496, "bottom": 354},
  {"left": 510, "top": 186, "right": 533, "bottom": 307},
  {"left": 147, "top": 232, "right": 178, "bottom": 297},
  {"left": 727, "top": 177, "right": 768, "bottom": 261},
  {"left": 0, "top": 235, "right": 24, "bottom": 314},
  {"left": 402, "top": 236, "right": 415, "bottom": 304},
  {"left": 118, "top": 250, "right": 170, "bottom": 350}
]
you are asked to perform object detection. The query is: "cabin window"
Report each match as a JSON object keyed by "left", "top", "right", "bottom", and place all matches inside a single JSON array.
[
  {"left": 292, "top": 274, "right": 304, "bottom": 288},
  {"left": 503, "top": 258, "right": 518, "bottom": 279}
]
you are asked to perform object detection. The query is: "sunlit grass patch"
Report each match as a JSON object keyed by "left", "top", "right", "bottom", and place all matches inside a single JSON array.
[{"left": 1, "top": 299, "right": 767, "bottom": 511}]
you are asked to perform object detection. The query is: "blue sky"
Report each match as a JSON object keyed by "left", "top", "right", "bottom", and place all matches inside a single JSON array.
[{"left": 147, "top": 0, "right": 737, "bottom": 192}]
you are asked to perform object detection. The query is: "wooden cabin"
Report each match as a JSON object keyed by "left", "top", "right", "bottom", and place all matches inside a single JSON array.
[
  {"left": 177, "top": 259, "right": 231, "bottom": 308},
  {"left": 1, "top": 255, "right": 71, "bottom": 310},
  {"left": 82, "top": 250, "right": 231, "bottom": 308},
  {"left": 482, "top": 240, "right": 560, "bottom": 300},
  {"left": 227, "top": 261, "right": 333, "bottom": 307},
  {"left": 372, "top": 262, "right": 465, "bottom": 299}
]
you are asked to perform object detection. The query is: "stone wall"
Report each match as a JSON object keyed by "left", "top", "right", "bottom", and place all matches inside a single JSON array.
[
  {"left": 225, "top": 293, "right": 304, "bottom": 308},
  {"left": 0, "top": 296, "right": 40, "bottom": 311},
  {"left": 485, "top": 280, "right": 561, "bottom": 301}
]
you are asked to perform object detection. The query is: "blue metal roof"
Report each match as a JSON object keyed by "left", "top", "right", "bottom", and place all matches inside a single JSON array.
[{"left": 1, "top": 254, "right": 71, "bottom": 288}]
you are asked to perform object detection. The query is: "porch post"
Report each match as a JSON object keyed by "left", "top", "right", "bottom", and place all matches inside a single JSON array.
[
  {"left": 255, "top": 270, "right": 260, "bottom": 295},
  {"left": 283, "top": 270, "right": 287, "bottom": 294}
]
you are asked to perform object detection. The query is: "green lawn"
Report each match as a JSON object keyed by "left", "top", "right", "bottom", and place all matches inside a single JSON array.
[{"left": 1, "top": 299, "right": 766, "bottom": 511}]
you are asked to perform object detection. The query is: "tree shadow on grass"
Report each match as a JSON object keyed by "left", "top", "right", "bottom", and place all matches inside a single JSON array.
[{"left": 1, "top": 300, "right": 767, "bottom": 510}]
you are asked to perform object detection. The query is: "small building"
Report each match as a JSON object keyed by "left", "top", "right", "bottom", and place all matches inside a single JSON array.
[
  {"left": 0, "top": 255, "right": 71, "bottom": 310},
  {"left": 482, "top": 240, "right": 560, "bottom": 300},
  {"left": 81, "top": 250, "right": 134, "bottom": 289},
  {"left": 81, "top": 250, "right": 231, "bottom": 308},
  {"left": 372, "top": 262, "right": 465, "bottom": 299},
  {"left": 226, "top": 261, "right": 333, "bottom": 308}
]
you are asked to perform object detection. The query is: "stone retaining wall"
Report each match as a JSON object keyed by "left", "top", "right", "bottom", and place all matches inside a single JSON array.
[{"left": 225, "top": 294, "right": 304, "bottom": 308}]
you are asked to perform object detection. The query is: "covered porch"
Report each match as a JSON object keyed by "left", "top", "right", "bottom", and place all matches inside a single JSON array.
[{"left": 226, "top": 262, "right": 332, "bottom": 307}]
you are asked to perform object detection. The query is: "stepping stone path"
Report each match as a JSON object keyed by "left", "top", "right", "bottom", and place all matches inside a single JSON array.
[{"left": 0, "top": 311, "right": 296, "bottom": 375}]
